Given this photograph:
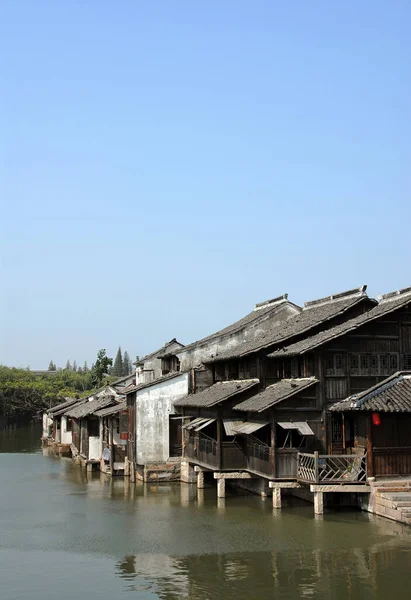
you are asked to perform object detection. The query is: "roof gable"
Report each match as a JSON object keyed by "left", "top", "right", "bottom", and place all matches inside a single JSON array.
[
  {"left": 270, "top": 287, "right": 411, "bottom": 358},
  {"left": 207, "top": 286, "right": 371, "bottom": 362}
]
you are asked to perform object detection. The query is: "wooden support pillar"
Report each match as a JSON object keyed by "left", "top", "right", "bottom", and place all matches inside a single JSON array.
[
  {"left": 366, "top": 415, "right": 374, "bottom": 477},
  {"left": 197, "top": 470, "right": 205, "bottom": 489},
  {"left": 314, "top": 450, "right": 319, "bottom": 484},
  {"left": 272, "top": 487, "right": 281, "bottom": 509},
  {"left": 109, "top": 419, "right": 114, "bottom": 475},
  {"left": 314, "top": 491, "right": 324, "bottom": 515},
  {"left": 217, "top": 478, "right": 225, "bottom": 498},
  {"left": 216, "top": 409, "right": 222, "bottom": 470},
  {"left": 270, "top": 414, "right": 276, "bottom": 478}
]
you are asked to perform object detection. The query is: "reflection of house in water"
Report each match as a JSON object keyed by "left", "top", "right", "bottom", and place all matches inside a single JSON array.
[{"left": 115, "top": 519, "right": 411, "bottom": 600}]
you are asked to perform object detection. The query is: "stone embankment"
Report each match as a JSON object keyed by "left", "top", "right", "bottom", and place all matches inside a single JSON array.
[{"left": 361, "top": 478, "right": 411, "bottom": 525}]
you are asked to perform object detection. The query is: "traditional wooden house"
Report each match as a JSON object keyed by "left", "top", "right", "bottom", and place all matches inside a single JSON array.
[
  {"left": 65, "top": 386, "right": 124, "bottom": 470},
  {"left": 42, "top": 396, "right": 85, "bottom": 454},
  {"left": 124, "top": 371, "right": 192, "bottom": 480},
  {"left": 123, "top": 295, "right": 301, "bottom": 480},
  {"left": 177, "top": 286, "right": 411, "bottom": 490},
  {"left": 328, "top": 371, "right": 411, "bottom": 478},
  {"left": 95, "top": 400, "right": 128, "bottom": 475}
]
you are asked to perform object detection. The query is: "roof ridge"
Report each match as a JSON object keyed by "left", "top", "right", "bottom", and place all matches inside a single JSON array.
[
  {"left": 378, "top": 286, "right": 411, "bottom": 302},
  {"left": 254, "top": 295, "right": 288, "bottom": 311},
  {"left": 303, "top": 285, "right": 367, "bottom": 309}
]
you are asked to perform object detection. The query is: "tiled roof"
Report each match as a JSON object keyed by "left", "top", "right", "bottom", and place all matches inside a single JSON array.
[
  {"left": 174, "top": 379, "right": 259, "bottom": 408},
  {"left": 65, "top": 394, "right": 120, "bottom": 419},
  {"left": 122, "top": 371, "right": 188, "bottom": 395},
  {"left": 48, "top": 397, "right": 83, "bottom": 416},
  {"left": 270, "top": 288, "right": 411, "bottom": 357},
  {"left": 207, "top": 288, "right": 371, "bottom": 362},
  {"left": 134, "top": 339, "right": 184, "bottom": 365},
  {"left": 329, "top": 372, "right": 411, "bottom": 413},
  {"left": 234, "top": 378, "right": 318, "bottom": 412},
  {"left": 175, "top": 295, "right": 296, "bottom": 354},
  {"left": 95, "top": 400, "right": 127, "bottom": 417}
]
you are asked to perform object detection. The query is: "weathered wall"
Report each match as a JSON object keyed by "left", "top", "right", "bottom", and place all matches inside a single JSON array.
[
  {"left": 136, "top": 372, "right": 189, "bottom": 464},
  {"left": 42, "top": 413, "right": 52, "bottom": 438},
  {"left": 136, "top": 341, "right": 185, "bottom": 384},
  {"left": 177, "top": 303, "right": 299, "bottom": 371},
  {"left": 89, "top": 436, "right": 101, "bottom": 460},
  {"left": 60, "top": 416, "right": 72, "bottom": 445}
]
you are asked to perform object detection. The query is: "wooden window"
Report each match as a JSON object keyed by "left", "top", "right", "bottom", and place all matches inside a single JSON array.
[
  {"left": 370, "top": 354, "right": 379, "bottom": 374},
  {"left": 379, "top": 354, "right": 389, "bottom": 374},
  {"left": 390, "top": 354, "right": 399, "bottom": 371},
  {"left": 290, "top": 357, "right": 299, "bottom": 378},
  {"left": 326, "top": 354, "right": 345, "bottom": 376},
  {"left": 404, "top": 354, "right": 411, "bottom": 370},
  {"left": 331, "top": 414, "right": 343, "bottom": 444},
  {"left": 350, "top": 354, "right": 359, "bottom": 375},
  {"left": 66, "top": 418, "right": 72, "bottom": 432}
]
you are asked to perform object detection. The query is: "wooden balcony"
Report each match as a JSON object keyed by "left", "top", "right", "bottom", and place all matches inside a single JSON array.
[{"left": 297, "top": 452, "right": 367, "bottom": 484}]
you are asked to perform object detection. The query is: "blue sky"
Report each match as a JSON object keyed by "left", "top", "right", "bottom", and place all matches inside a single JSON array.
[{"left": 1, "top": 1, "right": 410, "bottom": 369}]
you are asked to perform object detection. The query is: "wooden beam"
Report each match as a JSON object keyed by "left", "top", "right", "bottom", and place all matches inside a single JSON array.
[{"left": 366, "top": 415, "right": 374, "bottom": 477}]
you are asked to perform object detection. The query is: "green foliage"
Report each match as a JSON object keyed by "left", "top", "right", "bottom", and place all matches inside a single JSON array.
[
  {"left": 0, "top": 366, "right": 97, "bottom": 423},
  {"left": 112, "top": 347, "right": 123, "bottom": 377},
  {"left": 91, "top": 349, "right": 113, "bottom": 387},
  {"left": 48, "top": 361, "right": 56, "bottom": 371}
]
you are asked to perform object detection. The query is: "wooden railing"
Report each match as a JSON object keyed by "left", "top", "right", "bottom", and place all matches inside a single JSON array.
[
  {"left": 246, "top": 441, "right": 272, "bottom": 476},
  {"left": 186, "top": 433, "right": 218, "bottom": 468},
  {"left": 185, "top": 433, "right": 246, "bottom": 470},
  {"left": 297, "top": 452, "right": 367, "bottom": 484}
]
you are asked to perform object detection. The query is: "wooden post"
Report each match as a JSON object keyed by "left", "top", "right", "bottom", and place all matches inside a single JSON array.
[
  {"left": 109, "top": 418, "right": 114, "bottom": 475},
  {"left": 216, "top": 409, "right": 222, "bottom": 470},
  {"left": 314, "top": 450, "right": 319, "bottom": 484},
  {"left": 366, "top": 415, "right": 374, "bottom": 477},
  {"left": 342, "top": 413, "right": 346, "bottom": 451},
  {"left": 270, "top": 413, "right": 276, "bottom": 478}
]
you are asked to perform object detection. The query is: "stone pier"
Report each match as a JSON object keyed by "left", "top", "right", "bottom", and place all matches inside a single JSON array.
[
  {"left": 269, "top": 482, "right": 302, "bottom": 509},
  {"left": 214, "top": 472, "right": 252, "bottom": 498}
]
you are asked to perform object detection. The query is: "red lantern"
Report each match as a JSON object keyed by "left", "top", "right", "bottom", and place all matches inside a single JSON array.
[{"left": 372, "top": 412, "right": 381, "bottom": 426}]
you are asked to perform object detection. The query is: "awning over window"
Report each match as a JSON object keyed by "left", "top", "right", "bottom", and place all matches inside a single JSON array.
[
  {"left": 223, "top": 419, "right": 244, "bottom": 436},
  {"left": 194, "top": 418, "right": 216, "bottom": 432},
  {"left": 233, "top": 421, "right": 269, "bottom": 435},
  {"left": 182, "top": 417, "right": 206, "bottom": 429},
  {"left": 278, "top": 421, "right": 314, "bottom": 435},
  {"left": 182, "top": 417, "right": 216, "bottom": 431}
]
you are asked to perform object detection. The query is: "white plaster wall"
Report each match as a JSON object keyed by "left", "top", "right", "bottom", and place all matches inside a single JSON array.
[
  {"left": 42, "top": 413, "right": 52, "bottom": 438},
  {"left": 89, "top": 436, "right": 101, "bottom": 460},
  {"left": 60, "top": 416, "right": 72, "bottom": 445},
  {"left": 136, "top": 372, "right": 189, "bottom": 464}
]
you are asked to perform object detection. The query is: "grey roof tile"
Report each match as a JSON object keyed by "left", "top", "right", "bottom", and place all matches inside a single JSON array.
[
  {"left": 174, "top": 379, "right": 259, "bottom": 408},
  {"left": 270, "top": 289, "right": 411, "bottom": 358},
  {"left": 329, "top": 372, "right": 411, "bottom": 413},
  {"left": 207, "top": 289, "right": 371, "bottom": 361},
  {"left": 234, "top": 378, "right": 318, "bottom": 412}
]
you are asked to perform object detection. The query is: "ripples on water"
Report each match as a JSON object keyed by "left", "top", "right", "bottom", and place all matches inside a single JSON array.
[{"left": 1, "top": 425, "right": 411, "bottom": 600}]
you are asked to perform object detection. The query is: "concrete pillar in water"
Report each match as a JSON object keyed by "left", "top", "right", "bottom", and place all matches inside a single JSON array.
[
  {"left": 314, "top": 491, "right": 324, "bottom": 515},
  {"left": 197, "top": 470, "right": 205, "bottom": 489},
  {"left": 86, "top": 462, "right": 93, "bottom": 473},
  {"left": 217, "top": 478, "right": 225, "bottom": 498},
  {"left": 272, "top": 487, "right": 282, "bottom": 509}
]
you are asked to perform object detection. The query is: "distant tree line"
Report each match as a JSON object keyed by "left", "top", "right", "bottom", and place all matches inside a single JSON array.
[
  {"left": 48, "top": 346, "right": 133, "bottom": 378},
  {"left": 0, "top": 346, "right": 134, "bottom": 425}
]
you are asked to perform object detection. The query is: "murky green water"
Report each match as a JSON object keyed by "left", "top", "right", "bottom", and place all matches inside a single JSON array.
[{"left": 1, "top": 425, "right": 411, "bottom": 599}]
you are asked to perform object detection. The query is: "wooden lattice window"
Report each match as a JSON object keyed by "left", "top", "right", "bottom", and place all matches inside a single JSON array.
[{"left": 404, "top": 354, "right": 411, "bottom": 370}]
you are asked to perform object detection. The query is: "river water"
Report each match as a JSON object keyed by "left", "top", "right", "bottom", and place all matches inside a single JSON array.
[{"left": 1, "top": 425, "right": 411, "bottom": 599}]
